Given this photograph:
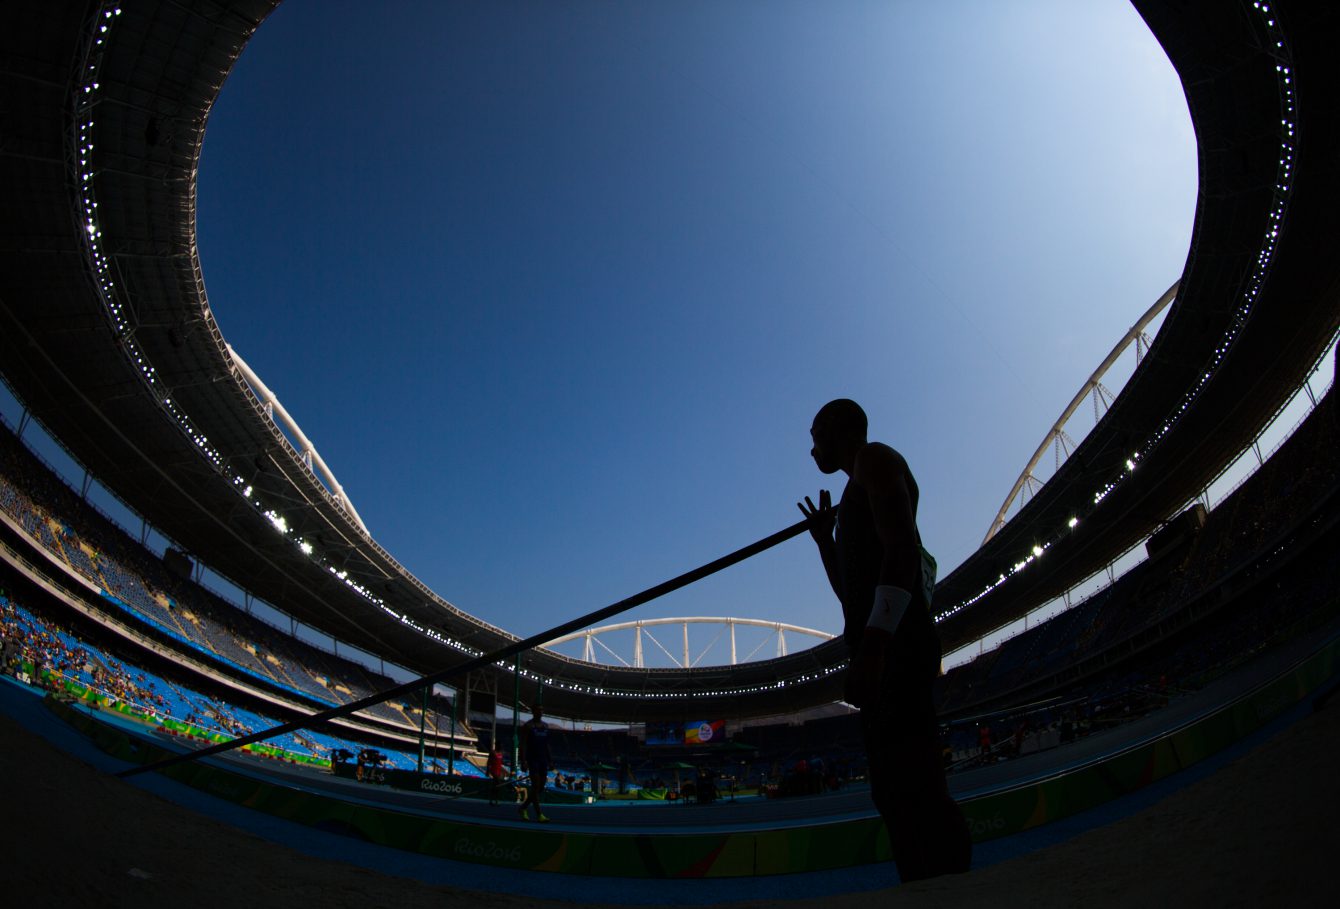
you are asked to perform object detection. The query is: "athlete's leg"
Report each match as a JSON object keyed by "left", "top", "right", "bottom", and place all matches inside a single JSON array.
[
  {"left": 863, "top": 675, "right": 972, "bottom": 882},
  {"left": 527, "top": 765, "right": 549, "bottom": 821},
  {"left": 886, "top": 728, "right": 971, "bottom": 880}
]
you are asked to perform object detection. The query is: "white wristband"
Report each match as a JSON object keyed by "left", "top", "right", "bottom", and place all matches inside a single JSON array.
[{"left": 867, "top": 585, "right": 910, "bottom": 635}]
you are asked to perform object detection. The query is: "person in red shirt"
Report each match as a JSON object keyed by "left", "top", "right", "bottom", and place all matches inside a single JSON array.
[{"left": 486, "top": 748, "right": 505, "bottom": 806}]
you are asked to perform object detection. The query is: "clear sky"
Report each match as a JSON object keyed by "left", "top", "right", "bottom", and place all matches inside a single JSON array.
[{"left": 185, "top": 0, "right": 1196, "bottom": 661}]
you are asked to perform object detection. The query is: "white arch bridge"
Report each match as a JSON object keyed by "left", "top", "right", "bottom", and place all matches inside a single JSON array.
[{"left": 543, "top": 617, "right": 835, "bottom": 669}]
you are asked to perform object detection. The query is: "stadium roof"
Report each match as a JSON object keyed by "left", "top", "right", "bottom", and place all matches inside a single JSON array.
[{"left": 1, "top": 1, "right": 1337, "bottom": 721}]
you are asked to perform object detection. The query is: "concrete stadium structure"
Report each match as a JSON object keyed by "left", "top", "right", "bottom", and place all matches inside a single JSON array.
[{"left": 1, "top": 0, "right": 1337, "bottom": 723}]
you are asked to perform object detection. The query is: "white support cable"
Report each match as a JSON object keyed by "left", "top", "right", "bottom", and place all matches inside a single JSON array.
[
  {"left": 741, "top": 632, "right": 775, "bottom": 664},
  {"left": 690, "top": 624, "right": 728, "bottom": 668},
  {"left": 641, "top": 627, "right": 681, "bottom": 668},
  {"left": 590, "top": 634, "right": 630, "bottom": 668}
]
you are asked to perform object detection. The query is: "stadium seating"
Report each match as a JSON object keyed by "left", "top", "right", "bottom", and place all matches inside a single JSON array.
[{"left": 0, "top": 424, "right": 474, "bottom": 749}]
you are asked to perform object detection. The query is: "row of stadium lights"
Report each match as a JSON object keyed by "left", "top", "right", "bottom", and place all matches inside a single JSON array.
[
  {"left": 78, "top": 6, "right": 224, "bottom": 481},
  {"left": 74, "top": 5, "right": 422, "bottom": 633},
  {"left": 493, "top": 660, "right": 848, "bottom": 701},
  {"left": 937, "top": 1, "right": 1296, "bottom": 627},
  {"left": 69, "top": 2, "right": 1294, "bottom": 701}
]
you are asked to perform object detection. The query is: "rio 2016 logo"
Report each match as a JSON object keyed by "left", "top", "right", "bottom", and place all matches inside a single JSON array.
[
  {"left": 454, "top": 837, "right": 523, "bottom": 863},
  {"left": 967, "top": 815, "right": 1006, "bottom": 837},
  {"left": 420, "top": 778, "right": 463, "bottom": 795},
  {"left": 697, "top": 722, "right": 714, "bottom": 742}
]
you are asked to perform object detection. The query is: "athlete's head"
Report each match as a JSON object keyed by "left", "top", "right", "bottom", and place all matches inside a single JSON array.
[{"left": 810, "top": 398, "right": 867, "bottom": 474}]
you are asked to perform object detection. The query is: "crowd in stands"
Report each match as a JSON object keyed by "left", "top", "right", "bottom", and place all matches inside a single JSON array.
[
  {"left": 0, "top": 422, "right": 474, "bottom": 748},
  {"left": 0, "top": 589, "right": 483, "bottom": 774}
]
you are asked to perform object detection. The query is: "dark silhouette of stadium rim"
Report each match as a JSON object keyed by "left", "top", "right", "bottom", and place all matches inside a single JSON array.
[{"left": 0, "top": 0, "right": 1337, "bottom": 725}]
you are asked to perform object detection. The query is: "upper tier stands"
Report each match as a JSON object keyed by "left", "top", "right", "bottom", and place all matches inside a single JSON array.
[{"left": 934, "top": 385, "right": 1339, "bottom": 718}]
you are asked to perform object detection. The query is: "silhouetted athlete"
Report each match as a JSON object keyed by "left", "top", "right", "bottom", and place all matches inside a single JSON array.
[
  {"left": 799, "top": 398, "right": 971, "bottom": 882},
  {"left": 518, "top": 706, "right": 551, "bottom": 823}
]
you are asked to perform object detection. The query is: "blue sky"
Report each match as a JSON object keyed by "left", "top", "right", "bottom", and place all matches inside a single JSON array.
[{"left": 97, "top": 1, "right": 1200, "bottom": 661}]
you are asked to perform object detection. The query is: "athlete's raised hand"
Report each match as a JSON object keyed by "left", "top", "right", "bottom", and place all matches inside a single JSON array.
[{"left": 798, "top": 489, "right": 835, "bottom": 542}]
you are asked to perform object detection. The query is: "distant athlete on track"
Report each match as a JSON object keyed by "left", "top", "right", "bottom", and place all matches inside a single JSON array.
[
  {"left": 799, "top": 398, "right": 971, "bottom": 882},
  {"left": 518, "top": 706, "right": 552, "bottom": 823}
]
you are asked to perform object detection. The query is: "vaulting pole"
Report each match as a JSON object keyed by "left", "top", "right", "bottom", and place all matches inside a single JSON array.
[
  {"left": 448, "top": 691, "right": 457, "bottom": 777},
  {"left": 511, "top": 655, "right": 520, "bottom": 776},
  {"left": 416, "top": 684, "right": 427, "bottom": 773},
  {"left": 117, "top": 512, "right": 827, "bottom": 779}
]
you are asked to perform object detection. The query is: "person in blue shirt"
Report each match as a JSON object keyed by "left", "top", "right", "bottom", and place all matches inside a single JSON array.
[{"left": 518, "top": 706, "right": 552, "bottom": 822}]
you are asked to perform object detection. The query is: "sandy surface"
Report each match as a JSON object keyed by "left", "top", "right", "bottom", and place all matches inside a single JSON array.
[{"left": 3, "top": 698, "right": 1335, "bottom": 908}]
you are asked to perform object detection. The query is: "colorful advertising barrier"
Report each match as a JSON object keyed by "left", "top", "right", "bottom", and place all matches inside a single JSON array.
[
  {"left": 51, "top": 632, "right": 1339, "bottom": 878},
  {"left": 328, "top": 762, "right": 590, "bottom": 805}
]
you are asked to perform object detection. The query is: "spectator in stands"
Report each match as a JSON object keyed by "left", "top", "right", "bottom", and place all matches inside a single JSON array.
[
  {"left": 799, "top": 399, "right": 971, "bottom": 882},
  {"left": 0, "top": 624, "right": 18, "bottom": 675},
  {"left": 518, "top": 707, "right": 552, "bottom": 822}
]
